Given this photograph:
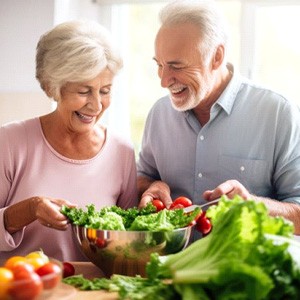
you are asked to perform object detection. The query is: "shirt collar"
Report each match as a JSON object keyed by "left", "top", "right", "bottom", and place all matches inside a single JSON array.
[
  {"left": 213, "top": 63, "right": 244, "bottom": 115},
  {"left": 184, "top": 63, "right": 245, "bottom": 122}
]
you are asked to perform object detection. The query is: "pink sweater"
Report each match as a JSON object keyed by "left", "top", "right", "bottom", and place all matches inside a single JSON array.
[{"left": 0, "top": 118, "right": 138, "bottom": 261}]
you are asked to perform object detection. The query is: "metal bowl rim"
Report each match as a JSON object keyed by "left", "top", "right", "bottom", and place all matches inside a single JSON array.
[{"left": 72, "top": 224, "right": 194, "bottom": 234}]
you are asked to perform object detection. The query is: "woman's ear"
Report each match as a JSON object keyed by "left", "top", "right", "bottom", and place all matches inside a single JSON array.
[
  {"left": 212, "top": 44, "right": 225, "bottom": 70},
  {"left": 43, "top": 83, "right": 52, "bottom": 98}
]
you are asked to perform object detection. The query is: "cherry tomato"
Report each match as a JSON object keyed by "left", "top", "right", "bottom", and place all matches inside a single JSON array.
[
  {"left": 36, "top": 262, "right": 61, "bottom": 289},
  {"left": 151, "top": 199, "right": 166, "bottom": 212},
  {"left": 169, "top": 203, "right": 185, "bottom": 210},
  {"left": 62, "top": 262, "right": 75, "bottom": 278},
  {"left": 96, "top": 238, "right": 107, "bottom": 248},
  {"left": 196, "top": 215, "right": 212, "bottom": 235},
  {"left": 0, "top": 267, "right": 14, "bottom": 299},
  {"left": 10, "top": 262, "right": 35, "bottom": 276},
  {"left": 195, "top": 211, "right": 206, "bottom": 221},
  {"left": 171, "top": 196, "right": 193, "bottom": 208},
  {"left": 9, "top": 264, "right": 43, "bottom": 300}
]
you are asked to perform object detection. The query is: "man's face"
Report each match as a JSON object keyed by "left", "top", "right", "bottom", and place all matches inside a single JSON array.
[{"left": 154, "top": 22, "right": 214, "bottom": 111}]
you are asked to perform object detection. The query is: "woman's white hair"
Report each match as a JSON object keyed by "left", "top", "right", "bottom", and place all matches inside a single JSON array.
[
  {"left": 159, "top": 0, "right": 229, "bottom": 63},
  {"left": 36, "top": 20, "right": 123, "bottom": 100}
]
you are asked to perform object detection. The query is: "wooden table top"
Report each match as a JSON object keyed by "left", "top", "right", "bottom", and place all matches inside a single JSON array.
[{"left": 49, "top": 262, "right": 118, "bottom": 300}]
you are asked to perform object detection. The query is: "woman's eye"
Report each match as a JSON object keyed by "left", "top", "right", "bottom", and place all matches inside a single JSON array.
[
  {"left": 100, "top": 89, "right": 111, "bottom": 95},
  {"left": 78, "top": 90, "right": 89, "bottom": 95}
]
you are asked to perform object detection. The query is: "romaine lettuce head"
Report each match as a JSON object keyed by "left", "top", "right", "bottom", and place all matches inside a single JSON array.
[{"left": 146, "top": 196, "right": 299, "bottom": 300}]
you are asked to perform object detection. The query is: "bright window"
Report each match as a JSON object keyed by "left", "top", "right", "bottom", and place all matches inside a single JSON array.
[
  {"left": 96, "top": 0, "right": 300, "bottom": 153},
  {"left": 255, "top": 5, "right": 300, "bottom": 102}
]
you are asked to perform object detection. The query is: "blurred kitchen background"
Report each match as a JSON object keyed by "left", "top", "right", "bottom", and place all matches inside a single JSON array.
[{"left": 1, "top": 0, "right": 299, "bottom": 154}]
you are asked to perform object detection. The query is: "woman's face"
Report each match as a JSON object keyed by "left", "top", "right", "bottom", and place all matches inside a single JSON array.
[
  {"left": 57, "top": 68, "right": 114, "bottom": 133},
  {"left": 154, "top": 23, "right": 215, "bottom": 111}
]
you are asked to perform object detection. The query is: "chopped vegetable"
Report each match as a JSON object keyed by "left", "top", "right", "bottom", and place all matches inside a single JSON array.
[{"left": 63, "top": 274, "right": 178, "bottom": 300}]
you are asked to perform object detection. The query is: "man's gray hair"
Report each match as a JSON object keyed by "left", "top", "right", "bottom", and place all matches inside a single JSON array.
[{"left": 159, "top": 0, "right": 229, "bottom": 62}]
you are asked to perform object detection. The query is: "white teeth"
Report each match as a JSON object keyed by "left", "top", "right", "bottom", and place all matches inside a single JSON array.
[
  {"left": 170, "top": 86, "right": 185, "bottom": 94},
  {"left": 76, "top": 112, "right": 93, "bottom": 120}
]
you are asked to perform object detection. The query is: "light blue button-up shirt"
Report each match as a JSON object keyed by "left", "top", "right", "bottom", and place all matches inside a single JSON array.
[{"left": 137, "top": 68, "right": 300, "bottom": 206}]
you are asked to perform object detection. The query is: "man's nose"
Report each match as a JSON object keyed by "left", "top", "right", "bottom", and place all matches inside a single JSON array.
[{"left": 160, "top": 67, "right": 173, "bottom": 88}]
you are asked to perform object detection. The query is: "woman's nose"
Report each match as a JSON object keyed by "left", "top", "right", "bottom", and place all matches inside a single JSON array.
[{"left": 88, "top": 93, "right": 102, "bottom": 111}]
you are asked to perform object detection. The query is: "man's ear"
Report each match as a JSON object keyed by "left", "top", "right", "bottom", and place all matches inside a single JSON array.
[{"left": 212, "top": 44, "right": 225, "bottom": 70}]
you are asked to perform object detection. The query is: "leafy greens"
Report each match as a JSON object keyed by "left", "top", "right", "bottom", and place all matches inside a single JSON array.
[
  {"left": 61, "top": 203, "right": 200, "bottom": 231},
  {"left": 63, "top": 196, "right": 300, "bottom": 299}
]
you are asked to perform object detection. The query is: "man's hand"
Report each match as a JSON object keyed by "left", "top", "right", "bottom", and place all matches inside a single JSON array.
[
  {"left": 138, "top": 178, "right": 173, "bottom": 209},
  {"left": 203, "top": 179, "right": 251, "bottom": 201}
]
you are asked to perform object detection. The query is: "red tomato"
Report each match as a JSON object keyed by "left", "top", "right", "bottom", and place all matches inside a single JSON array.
[
  {"left": 196, "top": 215, "right": 212, "bottom": 235},
  {"left": 96, "top": 238, "right": 107, "bottom": 248},
  {"left": 10, "top": 262, "right": 35, "bottom": 277},
  {"left": 62, "top": 262, "right": 75, "bottom": 278},
  {"left": 195, "top": 211, "right": 206, "bottom": 222},
  {"left": 151, "top": 199, "right": 166, "bottom": 212},
  {"left": 171, "top": 196, "right": 193, "bottom": 208},
  {"left": 36, "top": 262, "right": 61, "bottom": 289},
  {"left": 169, "top": 203, "right": 185, "bottom": 210},
  {"left": 10, "top": 264, "right": 43, "bottom": 300}
]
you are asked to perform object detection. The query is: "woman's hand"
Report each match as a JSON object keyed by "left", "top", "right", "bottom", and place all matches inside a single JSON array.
[
  {"left": 33, "top": 197, "right": 77, "bottom": 230},
  {"left": 4, "top": 197, "right": 77, "bottom": 234}
]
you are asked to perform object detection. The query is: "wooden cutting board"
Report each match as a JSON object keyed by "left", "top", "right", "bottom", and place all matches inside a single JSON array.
[{"left": 49, "top": 262, "right": 119, "bottom": 299}]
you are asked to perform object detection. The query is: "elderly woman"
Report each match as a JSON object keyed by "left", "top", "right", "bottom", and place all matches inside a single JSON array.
[{"left": 0, "top": 20, "right": 138, "bottom": 261}]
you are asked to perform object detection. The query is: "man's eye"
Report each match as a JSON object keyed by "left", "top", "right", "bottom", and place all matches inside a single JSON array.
[{"left": 170, "top": 65, "right": 183, "bottom": 70}]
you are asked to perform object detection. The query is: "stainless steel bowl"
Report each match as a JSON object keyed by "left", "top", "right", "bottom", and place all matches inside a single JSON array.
[{"left": 73, "top": 225, "right": 194, "bottom": 277}]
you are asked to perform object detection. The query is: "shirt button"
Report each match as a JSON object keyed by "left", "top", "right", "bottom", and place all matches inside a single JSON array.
[
  {"left": 200, "top": 135, "right": 204, "bottom": 141},
  {"left": 240, "top": 166, "right": 245, "bottom": 172},
  {"left": 198, "top": 173, "right": 203, "bottom": 178}
]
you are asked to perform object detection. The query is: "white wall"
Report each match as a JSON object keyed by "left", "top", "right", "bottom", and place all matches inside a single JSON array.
[
  {"left": 0, "top": 0, "right": 106, "bottom": 126},
  {"left": 0, "top": 0, "right": 55, "bottom": 125}
]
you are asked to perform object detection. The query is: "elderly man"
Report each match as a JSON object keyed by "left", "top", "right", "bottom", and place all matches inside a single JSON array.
[{"left": 137, "top": 0, "right": 300, "bottom": 235}]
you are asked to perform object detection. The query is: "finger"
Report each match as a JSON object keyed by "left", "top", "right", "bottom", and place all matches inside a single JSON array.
[
  {"left": 55, "top": 219, "right": 69, "bottom": 231},
  {"left": 202, "top": 190, "right": 213, "bottom": 200},
  {"left": 208, "top": 181, "right": 236, "bottom": 200},
  {"left": 138, "top": 194, "right": 154, "bottom": 208},
  {"left": 43, "top": 219, "right": 69, "bottom": 230},
  {"left": 163, "top": 197, "right": 173, "bottom": 209},
  {"left": 51, "top": 198, "right": 78, "bottom": 208}
]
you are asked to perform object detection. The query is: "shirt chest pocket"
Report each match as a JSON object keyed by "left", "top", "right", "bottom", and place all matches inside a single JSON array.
[{"left": 217, "top": 155, "right": 271, "bottom": 192}]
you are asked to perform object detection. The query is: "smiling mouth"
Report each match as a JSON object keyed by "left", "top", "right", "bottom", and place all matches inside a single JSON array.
[
  {"left": 170, "top": 86, "right": 187, "bottom": 96},
  {"left": 75, "top": 111, "right": 95, "bottom": 122}
]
